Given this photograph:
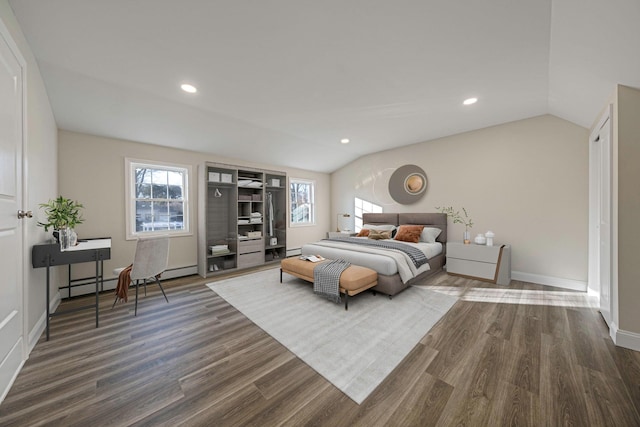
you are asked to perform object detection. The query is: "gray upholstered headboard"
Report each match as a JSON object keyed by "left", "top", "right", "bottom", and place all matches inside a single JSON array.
[
  {"left": 362, "top": 212, "right": 447, "bottom": 244},
  {"left": 361, "top": 213, "right": 399, "bottom": 227}
]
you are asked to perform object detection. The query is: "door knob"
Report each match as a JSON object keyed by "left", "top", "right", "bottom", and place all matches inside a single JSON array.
[{"left": 17, "top": 210, "right": 33, "bottom": 219}]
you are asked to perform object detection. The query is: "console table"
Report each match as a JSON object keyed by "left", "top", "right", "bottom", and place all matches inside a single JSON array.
[
  {"left": 32, "top": 238, "right": 111, "bottom": 340},
  {"left": 446, "top": 241, "right": 511, "bottom": 285}
]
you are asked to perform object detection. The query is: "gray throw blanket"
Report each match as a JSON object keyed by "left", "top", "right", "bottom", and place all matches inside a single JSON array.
[
  {"left": 314, "top": 259, "right": 351, "bottom": 304},
  {"left": 325, "top": 237, "right": 429, "bottom": 268}
]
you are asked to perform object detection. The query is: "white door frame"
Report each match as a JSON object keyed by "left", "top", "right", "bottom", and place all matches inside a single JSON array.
[{"left": 588, "top": 105, "right": 613, "bottom": 326}]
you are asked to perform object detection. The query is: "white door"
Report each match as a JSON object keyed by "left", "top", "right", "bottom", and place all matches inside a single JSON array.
[
  {"left": 597, "top": 116, "right": 612, "bottom": 326},
  {"left": 0, "top": 28, "right": 25, "bottom": 401}
]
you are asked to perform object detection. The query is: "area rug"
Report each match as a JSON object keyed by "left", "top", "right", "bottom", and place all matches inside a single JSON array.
[{"left": 207, "top": 268, "right": 457, "bottom": 404}]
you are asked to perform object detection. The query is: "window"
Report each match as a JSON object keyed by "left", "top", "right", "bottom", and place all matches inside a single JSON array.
[
  {"left": 290, "top": 178, "right": 315, "bottom": 226},
  {"left": 125, "top": 158, "right": 191, "bottom": 239},
  {"left": 354, "top": 197, "right": 383, "bottom": 231}
]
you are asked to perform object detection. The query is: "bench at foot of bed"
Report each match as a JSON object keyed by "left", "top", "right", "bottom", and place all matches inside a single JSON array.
[{"left": 280, "top": 257, "right": 378, "bottom": 310}]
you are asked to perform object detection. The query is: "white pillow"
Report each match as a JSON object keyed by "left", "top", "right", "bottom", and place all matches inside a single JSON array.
[
  {"left": 362, "top": 223, "right": 397, "bottom": 232},
  {"left": 420, "top": 227, "right": 442, "bottom": 243}
]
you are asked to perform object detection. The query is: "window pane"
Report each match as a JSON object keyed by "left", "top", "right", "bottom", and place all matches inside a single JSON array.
[
  {"left": 137, "top": 183, "right": 151, "bottom": 198},
  {"left": 169, "top": 201, "right": 184, "bottom": 229},
  {"left": 168, "top": 170, "right": 182, "bottom": 186},
  {"left": 136, "top": 168, "right": 152, "bottom": 184},
  {"left": 152, "top": 183, "right": 168, "bottom": 199},
  {"left": 136, "top": 200, "right": 151, "bottom": 232},
  {"left": 168, "top": 184, "right": 182, "bottom": 200},
  {"left": 152, "top": 169, "right": 168, "bottom": 185}
]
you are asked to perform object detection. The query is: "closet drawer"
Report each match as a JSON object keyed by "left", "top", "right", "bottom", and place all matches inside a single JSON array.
[
  {"left": 237, "top": 251, "right": 263, "bottom": 268},
  {"left": 238, "top": 238, "right": 264, "bottom": 254}
]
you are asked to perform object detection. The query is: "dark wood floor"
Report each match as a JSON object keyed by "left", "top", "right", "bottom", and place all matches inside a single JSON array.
[{"left": 1, "top": 267, "right": 639, "bottom": 426}]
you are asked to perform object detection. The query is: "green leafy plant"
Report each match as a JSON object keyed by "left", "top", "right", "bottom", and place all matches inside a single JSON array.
[
  {"left": 37, "top": 196, "right": 84, "bottom": 231},
  {"left": 436, "top": 206, "right": 473, "bottom": 230}
]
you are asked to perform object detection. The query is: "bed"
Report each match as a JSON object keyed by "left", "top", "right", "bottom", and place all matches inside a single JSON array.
[{"left": 301, "top": 213, "right": 447, "bottom": 296}]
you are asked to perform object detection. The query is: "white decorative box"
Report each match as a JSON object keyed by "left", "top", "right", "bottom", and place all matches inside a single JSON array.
[
  {"left": 270, "top": 178, "right": 280, "bottom": 187},
  {"left": 246, "top": 231, "right": 262, "bottom": 238},
  {"left": 208, "top": 172, "right": 220, "bottom": 182},
  {"left": 221, "top": 173, "right": 233, "bottom": 183}
]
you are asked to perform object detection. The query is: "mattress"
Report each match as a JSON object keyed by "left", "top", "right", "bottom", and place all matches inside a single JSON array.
[{"left": 301, "top": 238, "right": 442, "bottom": 283}]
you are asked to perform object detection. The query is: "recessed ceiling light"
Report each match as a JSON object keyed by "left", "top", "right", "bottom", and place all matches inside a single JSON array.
[
  {"left": 340, "top": 138, "right": 350, "bottom": 144},
  {"left": 463, "top": 97, "right": 478, "bottom": 105},
  {"left": 181, "top": 83, "right": 197, "bottom": 93}
]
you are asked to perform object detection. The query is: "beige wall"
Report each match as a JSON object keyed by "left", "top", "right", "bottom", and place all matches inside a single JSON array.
[
  {"left": 614, "top": 85, "right": 640, "bottom": 335},
  {"left": 1, "top": 1, "right": 58, "bottom": 347},
  {"left": 331, "top": 115, "right": 589, "bottom": 284},
  {"left": 57, "top": 130, "right": 330, "bottom": 283}
]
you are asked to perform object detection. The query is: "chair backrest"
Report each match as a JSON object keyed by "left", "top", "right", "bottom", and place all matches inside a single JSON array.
[{"left": 130, "top": 235, "right": 170, "bottom": 281}]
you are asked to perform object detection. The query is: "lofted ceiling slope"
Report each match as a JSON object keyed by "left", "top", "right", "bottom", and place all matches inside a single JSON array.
[{"left": 8, "top": 0, "right": 640, "bottom": 173}]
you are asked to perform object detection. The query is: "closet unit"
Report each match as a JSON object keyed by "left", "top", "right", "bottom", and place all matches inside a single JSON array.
[{"left": 198, "top": 162, "right": 287, "bottom": 277}]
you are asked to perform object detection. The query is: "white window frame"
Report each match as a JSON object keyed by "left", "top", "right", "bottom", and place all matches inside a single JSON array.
[
  {"left": 354, "top": 197, "right": 383, "bottom": 232},
  {"left": 125, "top": 158, "right": 192, "bottom": 240},
  {"left": 289, "top": 177, "right": 316, "bottom": 227}
]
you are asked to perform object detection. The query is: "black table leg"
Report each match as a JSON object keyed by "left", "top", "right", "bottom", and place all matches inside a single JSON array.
[
  {"left": 95, "top": 251, "right": 100, "bottom": 328},
  {"left": 46, "top": 256, "right": 50, "bottom": 341}
]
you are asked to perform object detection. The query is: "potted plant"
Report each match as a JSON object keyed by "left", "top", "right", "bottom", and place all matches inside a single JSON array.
[
  {"left": 436, "top": 206, "right": 473, "bottom": 244},
  {"left": 38, "top": 196, "right": 84, "bottom": 245}
]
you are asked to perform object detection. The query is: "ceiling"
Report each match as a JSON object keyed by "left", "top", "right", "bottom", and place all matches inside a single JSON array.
[{"left": 8, "top": 0, "right": 640, "bottom": 173}]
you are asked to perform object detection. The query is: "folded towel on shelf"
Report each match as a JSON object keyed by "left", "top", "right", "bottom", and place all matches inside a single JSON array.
[{"left": 250, "top": 212, "right": 262, "bottom": 217}]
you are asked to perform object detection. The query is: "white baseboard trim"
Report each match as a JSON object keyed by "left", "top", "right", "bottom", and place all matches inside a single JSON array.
[
  {"left": 610, "top": 322, "right": 640, "bottom": 351},
  {"left": 60, "top": 265, "right": 199, "bottom": 298},
  {"left": 511, "top": 271, "right": 587, "bottom": 292},
  {"left": 0, "top": 339, "right": 25, "bottom": 405},
  {"left": 28, "top": 291, "right": 61, "bottom": 353}
]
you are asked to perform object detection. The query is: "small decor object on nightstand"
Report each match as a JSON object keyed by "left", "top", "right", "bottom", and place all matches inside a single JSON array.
[
  {"left": 485, "top": 231, "right": 495, "bottom": 247},
  {"left": 474, "top": 233, "right": 486, "bottom": 245},
  {"left": 436, "top": 206, "right": 473, "bottom": 244}
]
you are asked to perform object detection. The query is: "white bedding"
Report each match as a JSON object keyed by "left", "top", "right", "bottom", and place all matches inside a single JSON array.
[{"left": 301, "top": 238, "right": 443, "bottom": 283}]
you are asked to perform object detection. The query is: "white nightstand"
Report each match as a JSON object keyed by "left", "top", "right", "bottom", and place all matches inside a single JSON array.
[
  {"left": 327, "top": 231, "right": 357, "bottom": 238},
  {"left": 446, "top": 242, "right": 511, "bottom": 285}
]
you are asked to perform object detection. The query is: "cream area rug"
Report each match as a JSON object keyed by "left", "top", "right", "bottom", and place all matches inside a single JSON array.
[{"left": 207, "top": 268, "right": 458, "bottom": 404}]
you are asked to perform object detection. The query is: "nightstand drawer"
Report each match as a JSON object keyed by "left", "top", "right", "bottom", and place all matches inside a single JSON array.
[
  {"left": 447, "top": 242, "right": 501, "bottom": 263},
  {"left": 447, "top": 258, "right": 497, "bottom": 280}
]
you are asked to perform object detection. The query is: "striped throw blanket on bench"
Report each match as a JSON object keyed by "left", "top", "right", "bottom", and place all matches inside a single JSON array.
[{"left": 314, "top": 259, "right": 351, "bottom": 304}]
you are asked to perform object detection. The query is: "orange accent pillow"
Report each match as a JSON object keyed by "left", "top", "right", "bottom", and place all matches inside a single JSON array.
[
  {"left": 356, "top": 229, "right": 370, "bottom": 237},
  {"left": 394, "top": 225, "right": 424, "bottom": 243}
]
